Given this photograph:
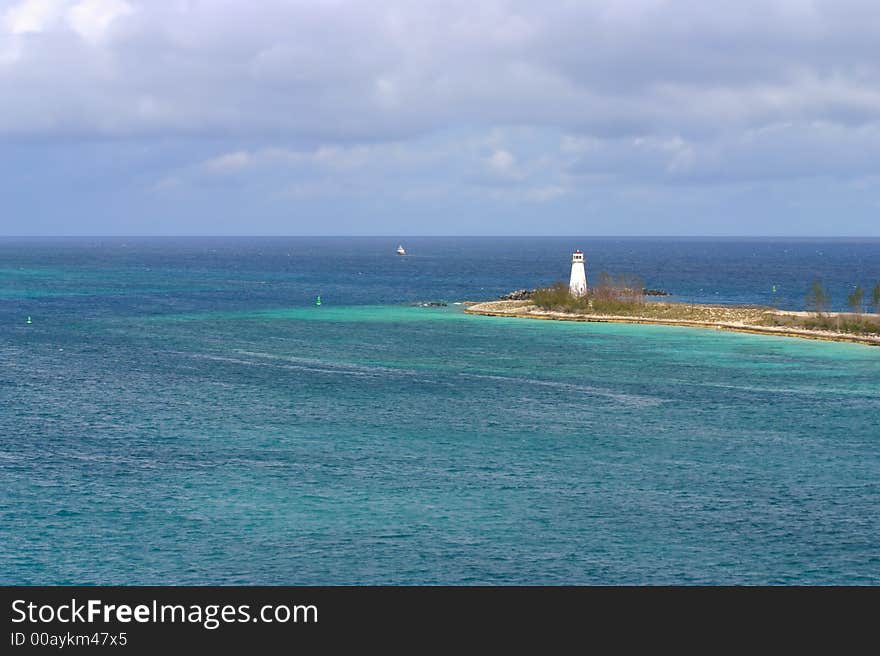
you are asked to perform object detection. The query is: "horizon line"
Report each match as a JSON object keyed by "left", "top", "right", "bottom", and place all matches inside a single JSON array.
[{"left": 3, "top": 235, "right": 880, "bottom": 240}]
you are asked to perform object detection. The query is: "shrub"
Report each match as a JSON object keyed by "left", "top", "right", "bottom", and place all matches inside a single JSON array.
[
  {"left": 806, "top": 280, "right": 829, "bottom": 316},
  {"left": 765, "top": 313, "right": 880, "bottom": 336},
  {"left": 848, "top": 286, "right": 864, "bottom": 314},
  {"left": 531, "top": 282, "right": 591, "bottom": 312},
  {"left": 531, "top": 274, "right": 646, "bottom": 314}
]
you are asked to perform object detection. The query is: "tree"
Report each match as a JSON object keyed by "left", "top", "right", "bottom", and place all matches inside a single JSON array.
[
  {"left": 847, "top": 285, "right": 864, "bottom": 315},
  {"left": 807, "top": 280, "right": 829, "bottom": 316},
  {"left": 873, "top": 283, "right": 880, "bottom": 314}
]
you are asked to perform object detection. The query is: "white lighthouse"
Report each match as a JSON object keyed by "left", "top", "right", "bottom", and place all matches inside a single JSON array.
[{"left": 569, "top": 250, "right": 587, "bottom": 297}]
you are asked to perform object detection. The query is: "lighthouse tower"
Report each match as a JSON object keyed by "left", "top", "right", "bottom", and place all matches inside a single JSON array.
[{"left": 569, "top": 250, "right": 587, "bottom": 297}]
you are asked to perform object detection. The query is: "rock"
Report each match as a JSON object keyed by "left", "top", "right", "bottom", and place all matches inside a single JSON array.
[
  {"left": 498, "top": 287, "right": 666, "bottom": 299},
  {"left": 499, "top": 289, "right": 535, "bottom": 300},
  {"left": 415, "top": 301, "right": 448, "bottom": 307}
]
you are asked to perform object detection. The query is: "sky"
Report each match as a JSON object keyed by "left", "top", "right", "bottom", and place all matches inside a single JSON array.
[{"left": 1, "top": 0, "right": 879, "bottom": 236}]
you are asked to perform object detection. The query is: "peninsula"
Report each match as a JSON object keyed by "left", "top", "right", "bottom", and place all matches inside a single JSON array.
[
  {"left": 465, "top": 298, "right": 880, "bottom": 346},
  {"left": 465, "top": 251, "right": 880, "bottom": 347}
]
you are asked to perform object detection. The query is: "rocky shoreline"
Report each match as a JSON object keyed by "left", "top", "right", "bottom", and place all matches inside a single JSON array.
[
  {"left": 497, "top": 287, "right": 670, "bottom": 301},
  {"left": 465, "top": 299, "right": 880, "bottom": 347}
]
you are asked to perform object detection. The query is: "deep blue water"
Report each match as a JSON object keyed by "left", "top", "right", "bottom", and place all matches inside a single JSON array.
[
  {"left": 4, "top": 236, "right": 880, "bottom": 312},
  {"left": 1, "top": 237, "right": 879, "bottom": 584}
]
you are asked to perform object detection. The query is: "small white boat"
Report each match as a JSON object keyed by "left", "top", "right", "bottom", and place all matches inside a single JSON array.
[{"left": 396, "top": 245, "right": 406, "bottom": 256}]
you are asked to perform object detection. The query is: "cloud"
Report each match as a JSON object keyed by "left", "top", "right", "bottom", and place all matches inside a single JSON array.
[
  {"left": 1, "top": 1, "right": 879, "bottom": 142},
  {"left": 3, "top": 1, "right": 880, "bottom": 235},
  {"left": 3, "top": 0, "right": 65, "bottom": 34},
  {"left": 524, "top": 185, "right": 566, "bottom": 202},
  {"left": 3, "top": 0, "right": 131, "bottom": 40},
  {"left": 485, "top": 149, "right": 522, "bottom": 181},
  {"left": 562, "top": 121, "right": 880, "bottom": 185},
  {"left": 67, "top": 0, "right": 132, "bottom": 43},
  {"left": 203, "top": 150, "right": 253, "bottom": 173},
  {"left": 199, "top": 144, "right": 375, "bottom": 177}
]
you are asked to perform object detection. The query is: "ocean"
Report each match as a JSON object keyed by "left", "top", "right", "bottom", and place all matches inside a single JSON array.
[{"left": 1, "top": 237, "right": 879, "bottom": 584}]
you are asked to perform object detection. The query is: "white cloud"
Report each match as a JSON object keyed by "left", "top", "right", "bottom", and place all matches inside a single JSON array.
[
  {"left": 485, "top": 148, "right": 522, "bottom": 180},
  {"left": 314, "top": 145, "right": 370, "bottom": 171},
  {"left": 3, "top": 0, "right": 131, "bottom": 40},
  {"left": 4, "top": 0, "right": 66, "bottom": 34},
  {"left": 67, "top": 0, "right": 132, "bottom": 43},
  {"left": 201, "top": 144, "right": 379, "bottom": 176},
  {"left": 151, "top": 174, "right": 180, "bottom": 192},
  {"left": 204, "top": 151, "right": 252, "bottom": 173}
]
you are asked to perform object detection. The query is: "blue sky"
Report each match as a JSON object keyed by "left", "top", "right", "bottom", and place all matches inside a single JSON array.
[{"left": 1, "top": 0, "right": 879, "bottom": 236}]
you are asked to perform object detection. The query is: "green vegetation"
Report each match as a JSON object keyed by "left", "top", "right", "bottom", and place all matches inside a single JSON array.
[
  {"left": 530, "top": 277, "right": 768, "bottom": 322},
  {"left": 531, "top": 274, "right": 647, "bottom": 315},
  {"left": 762, "top": 313, "right": 880, "bottom": 336},
  {"left": 806, "top": 280, "right": 829, "bottom": 315},
  {"left": 524, "top": 276, "right": 880, "bottom": 339},
  {"left": 531, "top": 282, "right": 591, "bottom": 312},
  {"left": 873, "top": 283, "right": 880, "bottom": 314},
  {"left": 847, "top": 285, "right": 864, "bottom": 314}
]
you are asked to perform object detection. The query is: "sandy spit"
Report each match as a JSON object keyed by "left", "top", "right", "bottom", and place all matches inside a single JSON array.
[{"left": 464, "top": 300, "right": 880, "bottom": 347}]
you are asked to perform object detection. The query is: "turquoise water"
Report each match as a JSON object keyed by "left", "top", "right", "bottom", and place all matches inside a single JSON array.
[{"left": 2, "top": 238, "right": 879, "bottom": 584}]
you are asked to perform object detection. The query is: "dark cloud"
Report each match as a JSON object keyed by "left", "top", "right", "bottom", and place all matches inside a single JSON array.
[
  {"left": 2, "top": 1, "right": 879, "bottom": 235},
  {"left": 2, "top": 0, "right": 879, "bottom": 140}
]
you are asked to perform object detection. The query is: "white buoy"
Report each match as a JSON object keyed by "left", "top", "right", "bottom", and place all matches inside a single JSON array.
[{"left": 569, "top": 250, "right": 587, "bottom": 297}]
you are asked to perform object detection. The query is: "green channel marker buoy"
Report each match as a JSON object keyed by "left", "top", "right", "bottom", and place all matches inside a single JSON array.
[
  {"left": 315, "top": 295, "right": 322, "bottom": 307},
  {"left": 26, "top": 316, "right": 32, "bottom": 325}
]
